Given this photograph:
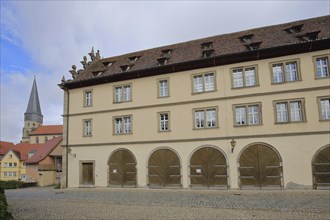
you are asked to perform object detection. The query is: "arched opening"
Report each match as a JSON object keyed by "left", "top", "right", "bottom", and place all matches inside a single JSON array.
[
  {"left": 148, "top": 148, "right": 181, "bottom": 188},
  {"left": 108, "top": 149, "right": 137, "bottom": 187},
  {"left": 312, "top": 145, "right": 330, "bottom": 189},
  {"left": 238, "top": 143, "right": 283, "bottom": 189},
  {"left": 190, "top": 146, "right": 228, "bottom": 189}
]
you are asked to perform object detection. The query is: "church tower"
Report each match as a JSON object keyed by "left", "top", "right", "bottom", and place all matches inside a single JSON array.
[{"left": 22, "top": 77, "right": 43, "bottom": 142}]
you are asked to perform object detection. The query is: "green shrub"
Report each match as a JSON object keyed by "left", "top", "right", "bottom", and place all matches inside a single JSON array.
[
  {"left": 0, "top": 186, "right": 13, "bottom": 220},
  {"left": 0, "top": 180, "right": 23, "bottom": 190}
]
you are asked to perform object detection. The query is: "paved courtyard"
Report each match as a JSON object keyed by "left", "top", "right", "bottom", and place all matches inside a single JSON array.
[{"left": 5, "top": 187, "right": 330, "bottom": 219}]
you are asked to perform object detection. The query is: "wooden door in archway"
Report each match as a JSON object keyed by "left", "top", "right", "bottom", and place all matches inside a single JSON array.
[
  {"left": 108, "top": 149, "right": 137, "bottom": 187},
  {"left": 190, "top": 147, "right": 228, "bottom": 189},
  {"left": 148, "top": 149, "right": 181, "bottom": 188},
  {"left": 312, "top": 145, "right": 330, "bottom": 189},
  {"left": 239, "top": 144, "right": 283, "bottom": 189}
]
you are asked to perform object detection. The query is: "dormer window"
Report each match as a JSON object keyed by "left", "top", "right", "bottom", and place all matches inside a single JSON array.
[
  {"left": 120, "top": 65, "right": 132, "bottom": 72},
  {"left": 129, "top": 56, "right": 139, "bottom": 62},
  {"left": 284, "top": 24, "right": 303, "bottom": 34},
  {"left": 28, "top": 150, "right": 36, "bottom": 158},
  {"left": 157, "top": 57, "right": 168, "bottom": 66},
  {"left": 297, "top": 31, "right": 320, "bottom": 41},
  {"left": 103, "top": 62, "right": 113, "bottom": 68},
  {"left": 202, "top": 50, "right": 214, "bottom": 58},
  {"left": 239, "top": 34, "right": 254, "bottom": 43},
  {"left": 201, "top": 42, "right": 212, "bottom": 50},
  {"left": 245, "top": 42, "right": 262, "bottom": 51},
  {"left": 161, "top": 49, "right": 172, "bottom": 57},
  {"left": 92, "top": 71, "right": 102, "bottom": 77}
]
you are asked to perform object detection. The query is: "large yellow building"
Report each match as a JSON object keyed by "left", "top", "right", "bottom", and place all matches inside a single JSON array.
[{"left": 59, "top": 16, "right": 330, "bottom": 190}]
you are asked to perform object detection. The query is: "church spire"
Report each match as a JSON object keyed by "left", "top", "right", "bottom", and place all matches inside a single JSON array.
[
  {"left": 25, "top": 76, "right": 43, "bottom": 122},
  {"left": 22, "top": 77, "right": 43, "bottom": 142}
]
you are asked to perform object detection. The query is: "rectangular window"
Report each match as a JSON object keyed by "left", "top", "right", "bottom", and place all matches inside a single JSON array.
[
  {"left": 4, "top": 162, "right": 8, "bottom": 167},
  {"left": 13, "top": 162, "right": 17, "bottom": 167},
  {"left": 13, "top": 172, "right": 17, "bottom": 177},
  {"left": 4, "top": 172, "right": 7, "bottom": 177},
  {"left": 192, "top": 73, "right": 216, "bottom": 93},
  {"left": 274, "top": 99, "right": 305, "bottom": 123},
  {"left": 271, "top": 60, "right": 300, "bottom": 84},
  {"left": 232, "top": 66, "right": 257, "bottom": 88},
  {"left": 194, "top": 108, "right": 217, "bottom": 129},
  {"left": 114, "top": 85, "right": 131, "bottom": 103},
  {"left": 234, "top": 104, "right": 261, "bottom": 126},
  {"left": 83, "top": 119, "right": 92, "bottom": 136},
  {"left": 314, "top": 56, "right": 329, "bottom": 79},
  {"left": 318, "top": 97, "right": 330, "bottom": 120},
  {"left": 158, "top": 79, "right": 169, "bottom": 97},
  {"left": 114, "top": 116, "right": 132, "bottom": 134},
  {"left": 158, "top": 112, "right": 170, "bottom": 132},
  {"left": 84, "top": 90, "right": 92, "bottom": 107},
  {"left": 8, "top": 172, "right": 12, "bottom": 177},
  {"left": 9, "top": 162, "right": 12, "bottom": 167}
]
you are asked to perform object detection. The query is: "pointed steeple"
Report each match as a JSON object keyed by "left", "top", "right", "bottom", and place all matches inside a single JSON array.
[{"left": 24, "top": 76, "right": 43, "bottom": 122}]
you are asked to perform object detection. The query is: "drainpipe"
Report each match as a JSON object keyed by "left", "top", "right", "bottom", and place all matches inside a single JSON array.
[{"left": 63, "top": 88, "right": 70, "bottom": 188}]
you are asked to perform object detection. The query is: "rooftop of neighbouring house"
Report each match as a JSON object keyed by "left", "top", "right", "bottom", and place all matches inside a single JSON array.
[
  {"left": 30, "top": 125, "right": 63, "bottom": 136},
  {"left": 0, "top": 141, "right": 14, "bottom": 155},
  {"left": 25, "top": 136, "right": 62, "bottom": 164}
]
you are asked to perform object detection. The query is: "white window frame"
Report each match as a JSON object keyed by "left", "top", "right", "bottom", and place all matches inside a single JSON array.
[
  {"left": 274, "top": 99, "right": 305, "bottom": 123},
  {"left": 192, "top": 72, "right": 216, "bottom": 93},
  {"left": 158, "top": 79, "right": 169, "bottom": 98},
  {"left": 270, "top": 60, "right": 301, "bottom": 84},
  {"left": 314, "top": 55, "right": 330, "bottom": 79},
  {"left": 231, "top": 66, "right": 258, "bottom": 88},
  {"left": 114, "top": 115, "right": 132, "bottom": 135},
  {"left": 114, "top": 84, "right": 132, "bottom": 103},
  {"left": 193, "top": 107, "right": 218, "bottom": 129},
  {"left": 84, "top": 90, "right": 93, "bottom": 107},
  {"left": 317, "top": 96, "right": 330, "bottom": 121},
  {"left": 158, "top": 112, "right": 170, "bottom": 132},
  {"left": 83, "top": 119, "right": 92, "bottom": 136}
]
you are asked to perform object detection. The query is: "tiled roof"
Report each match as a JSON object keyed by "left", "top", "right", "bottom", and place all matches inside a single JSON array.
[
  {"left": 12, "top": 143, "right": 44, "bottom": 161},
  {"left": 25, "top": 137, "right": 62, "bottom": 164},
  {"left": 30, "top": 125, "right": 63, "bottom": 135},
  {"left": 62, "top": 15, "right": 329, "bottom": 87},
  {"left": 0, "top": 141, "right": 14, "bottom": 155}
]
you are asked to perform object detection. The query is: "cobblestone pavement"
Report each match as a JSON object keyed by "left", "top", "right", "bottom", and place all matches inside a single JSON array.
[{"left": 5, "top": 187, "right": 330, "bottom": 219}]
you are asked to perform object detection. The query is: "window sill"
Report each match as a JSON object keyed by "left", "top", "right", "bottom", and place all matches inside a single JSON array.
[
  {"left": 274, "top": 120, "right": 306, "bottom": 124},
  {"left": 113, "top": 133, "right": 133, "bottom": 136},
  {"left": 234, "top": 124, "right": 263, "bottom": 127},
  {"left": 193, "top": 126, "right": 219, "bottom": 130},
  {"left": 231, "top": 85, "right": 259, "bottom": 90},
  {"left": 191, "top": 90, "right": 217, "bottom": 95},
  {"left": 271, "top": 80, "right": 302, "bottom": 85}
]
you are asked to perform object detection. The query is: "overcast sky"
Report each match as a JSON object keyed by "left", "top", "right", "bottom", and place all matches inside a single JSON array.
[{"left": 1, "top": 1, "right": 329, "bottom": 144}]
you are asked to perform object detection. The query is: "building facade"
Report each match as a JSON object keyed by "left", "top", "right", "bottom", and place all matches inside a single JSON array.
[{"left": 60, "top": 16, "right": 330, "bottom": 189}]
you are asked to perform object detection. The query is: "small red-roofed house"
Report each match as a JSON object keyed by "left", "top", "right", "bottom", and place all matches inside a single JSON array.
[
  {"left": 8, "top": 143, "right": 44, "bottom": 181},
  {"left": 0, "top": 141, "right": 14, "bottom": 159},
  {"left": 25, "top": 137, "right": 63, "bottom": 186},
  {"left": 29, "top": 125, "right": 63, "bottom": 144},
  {"left": 0, "top": 141, "right": 15, "bottom": 180}
]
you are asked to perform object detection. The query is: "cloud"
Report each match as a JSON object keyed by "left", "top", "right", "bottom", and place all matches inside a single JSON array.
[{"left": 0, "top": 1, "right": 329, "bottom": 143}]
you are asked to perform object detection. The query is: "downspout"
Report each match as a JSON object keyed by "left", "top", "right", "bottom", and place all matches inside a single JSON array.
[{"left": 65, "top": 88, "right": 70, "bottom": 188}]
